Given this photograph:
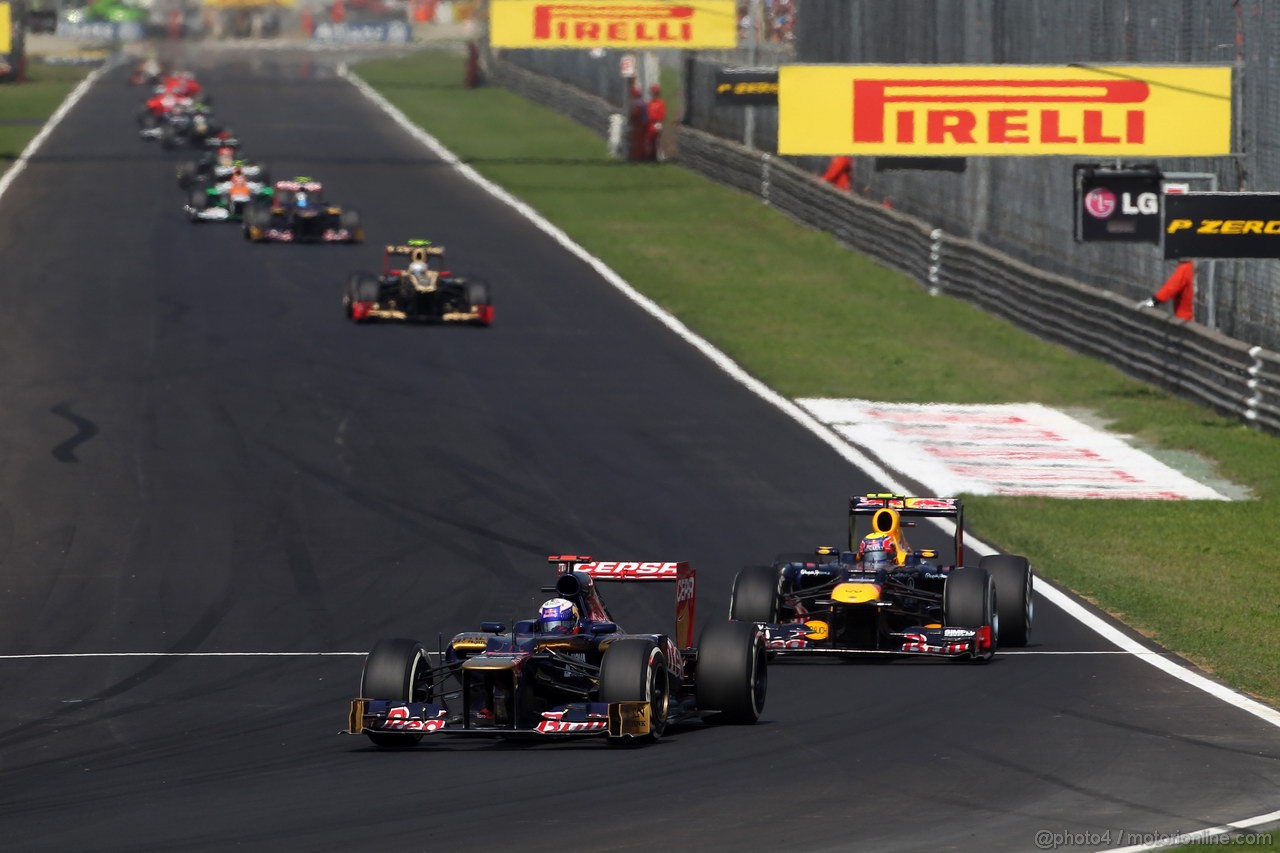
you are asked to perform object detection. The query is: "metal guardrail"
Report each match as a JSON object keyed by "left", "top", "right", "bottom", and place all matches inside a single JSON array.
[{"left": 487, "top": 58, "right": 1280, "bottom": 436}]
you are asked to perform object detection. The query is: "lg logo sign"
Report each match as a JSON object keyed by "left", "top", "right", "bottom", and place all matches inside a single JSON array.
[{"left": 1086, "top": 187, "right": 1159, "bottom": 218}]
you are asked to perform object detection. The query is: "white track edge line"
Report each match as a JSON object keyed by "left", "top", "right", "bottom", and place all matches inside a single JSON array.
[
  {"left": 0, "top": 60, "right": 116, "bottom": 205},
  {"left": 1106, "top": 809, "right": 1280, "bottom": 851},
  {"left": 338, "top": 61, "right": 1280, "bottom": 732}
]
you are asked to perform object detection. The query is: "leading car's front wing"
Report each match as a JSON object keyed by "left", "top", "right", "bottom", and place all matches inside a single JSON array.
[{"left": 760, "top": 621, "right": 994, "bottom": 660}]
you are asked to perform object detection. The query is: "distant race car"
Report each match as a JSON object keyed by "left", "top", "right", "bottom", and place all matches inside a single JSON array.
[
  {"left": 729, "top": 494, "right": 1033, "bottom": 662},
  {"left": 243, "top": 178, "right": 362, "bottom": 244},
  {"left": 140, "top": 102, "right": 222, "bottom": 149},
  {"left": 343, "top": 239, "right": 493, "bottom": 326},
  {"left": 184, "top": 174, "right": 272, "bottom": 223},
  {"left": 346, "top": 555, "right": 767, "bottom": 747},
  {"left": 176, "top": 139, "right": 268, "bottom": 189}
]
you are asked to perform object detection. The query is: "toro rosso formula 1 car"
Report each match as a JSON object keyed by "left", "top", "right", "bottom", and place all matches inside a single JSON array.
[
  {"left": 347, "top": 556, "right": 767, "bottom": 747},
  {"left": 343, "top": 239, "right": 493, "bottom": 326},
  {"left": 243, "top": 178, "right": 362, "bottom": 244},
  {"left": 729, "top": 495, "right": 1033, "bottom": 661}
]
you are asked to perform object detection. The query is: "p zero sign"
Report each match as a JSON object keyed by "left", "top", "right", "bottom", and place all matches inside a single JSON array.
[
  {"left": 1164, "top": 193, "right": 1280, "bottom": 259},
  {"left": 1074, "top": 165, "right": 1163, "bottom": 243},
  {"left": 489, "top": 0, "right": 738, "bottom": 49},
  {"left": 715, "top": 68, "right": 779, "bottom": 106},
  {"left": 778, "top": 65, "right": 1232, "bottom": 157}
]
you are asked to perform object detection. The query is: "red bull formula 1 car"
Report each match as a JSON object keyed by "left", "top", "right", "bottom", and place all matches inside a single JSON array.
[
  {"left": 347, "top": 556, "right": 767, "bottom": 747},
  {"left": 729, "top": 495, "right": 1033, "bottom": 661}
]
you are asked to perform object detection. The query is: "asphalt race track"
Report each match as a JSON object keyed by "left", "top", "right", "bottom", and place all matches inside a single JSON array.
[{"left": 0, "top": 48, "right": 1276, "bottom": 853}]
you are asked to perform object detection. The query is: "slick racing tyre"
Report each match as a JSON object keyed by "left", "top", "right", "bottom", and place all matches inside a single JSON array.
[
  {"left": 463, "top": 280, "right": 491, "bottom": 325},
  {"left": 943, "top": 567, "right": 997, "bottom": 659},
  {"left": 729, "top": 565, "right": 780, "bottom": 624},
  {"left": 980, "top": 554, "right": 1033, "bottom": 647},
  {"left": 696, "top": 620, "right": 766, "bottom": 725},
  {"left": 599, "top": 639, "right": 669, "bottom": 746},
  {"left": 243, "top": 204, "right": 269, "bottom": 242},
  {"left": 345, "top": 274, "right": 379, "bottom": 321},
  {"left": 176, "top": 162, "right": 198, "bottom": 188},
  {"left": 186, "top": 188, "right": 208, "bottom": 222},
  {"left": 339, "top": 209, "right": 363, "bottom": 244},
  {"left": 359, "top": 637, "right": 431, "bottom": 747}
]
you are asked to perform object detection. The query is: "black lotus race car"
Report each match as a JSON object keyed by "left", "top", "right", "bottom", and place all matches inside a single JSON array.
[
  {"left": 243, "top": 178, "right": 362, "bottom": 244},
  {"left": 347, "top": 556, "right": 767, "bottom": 747},
  {"left": 729, "top": 494, "right": 1033, "bottom": 661},
  {"left": 343, "top": 239, "right": 493, "bottom": 325}
]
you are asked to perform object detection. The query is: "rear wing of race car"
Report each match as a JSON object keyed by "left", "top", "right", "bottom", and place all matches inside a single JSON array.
[
  {"left": 384, "top": 242, "right": 446, "bottom": 274},
  {"left": 849, "top": 494, "right": 964, "bottom": 567},
  {"left": 548, "top": 556, "right": 696, "bottom": 651}
]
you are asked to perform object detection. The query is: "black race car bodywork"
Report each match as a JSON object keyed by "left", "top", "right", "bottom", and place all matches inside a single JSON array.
[
  {"left": 729, "top": 495, "right": 1034, "bottom": 661},
  {"left": 243, "top": 179, "right": 362, "bottom": 244},
  {"left": 347, "top": 556, "right": 767, "bottom": 747},
  {"left": 343, "top": 240, "right": 493, "bottom": 326},
  {"left": 140, "top": 104, "right": 222, "bottom": 149},
  {"left": 176, "top": 141, "right": 268, "bottom": 189}
]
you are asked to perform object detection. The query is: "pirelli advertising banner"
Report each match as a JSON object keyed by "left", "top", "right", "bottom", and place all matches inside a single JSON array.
[
  {"left": 489, "top": 0, "right": 738, "bottom": 49},
  {"left": 778, "top": 65, "right": 1232, "bottom": 157},
  {"left": 1164, "top": 193, "right": 1280, "bottom": 259}
]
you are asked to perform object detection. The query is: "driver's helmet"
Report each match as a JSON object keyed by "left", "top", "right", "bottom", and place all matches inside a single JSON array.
[
  {"left": 856, "top": 533, "right": 899, "bottom": 571},
  {"left": 216, "top": 147, "right": 235, "bottom": 167},
  {"left": 538, "top": 598, "right": 580, "bottom": 635},
  {"left": 407, "top": 260, "right": 428, "bottom": 280},
  {"left": 295, "top": 191, "right": 309, "bottom": 209}
]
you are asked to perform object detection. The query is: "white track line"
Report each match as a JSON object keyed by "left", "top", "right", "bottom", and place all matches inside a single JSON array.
[
  {"left": 0, "top": 61, "right": 115, "bottom": 206},
  {"left": 339, "top": 63, "right": 1280, "bottom": 849}
]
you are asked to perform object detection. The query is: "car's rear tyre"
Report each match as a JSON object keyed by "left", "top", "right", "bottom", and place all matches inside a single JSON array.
[
  {"left": 729, "top": 565, "right": 779, "bottom": 623},
  {"left": 943, "top": 567, "right": 997, "bottom": 660},
  {"left": 463, "top": 279, "right": 492, "bottom": 325},
  {"left": 981, "top": 554, "right": 1032, "bottom": 647},
  {"left": 360, "top": 637, "right": 431, "bottom": 747},
  {"left": 339, "top": 209, "right": 363, "bottom": 243},
  {"left": 186, "top": 187, "right": 208, "bottom": 222},
  {"left": 345, "top": 274, "right": 379, "bottom": 321},
  {"left": 599, "top": 639, "right": 669, "bottom": 746},
  {"left": 696, "top": 620, "right": 766, "bottom": 725},
  {"left": 177, "top": 162, "right": 198, "bottom": 188}
]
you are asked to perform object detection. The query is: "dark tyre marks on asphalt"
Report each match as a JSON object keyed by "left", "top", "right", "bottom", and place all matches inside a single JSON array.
[{"left": 50, "top": 401, "right": 98, "bottom": 463}]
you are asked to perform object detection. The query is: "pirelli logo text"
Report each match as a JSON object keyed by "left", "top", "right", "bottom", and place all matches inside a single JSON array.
[
  {"left": 778, "top": 65, "right": 1232, "bottom": 157},
  {"left": 490, "top": 0, "right": 737, "bottom": 49},
  {"left": 852, "top": 79, "right": 1148, "bottom": 146}
]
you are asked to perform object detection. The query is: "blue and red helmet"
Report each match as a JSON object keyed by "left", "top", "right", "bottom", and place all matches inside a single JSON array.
[
  {"left": 538, "top": 598, "right": 580, "bottom": 634},
  {"left": 857, "top": 534, "right": 898, "bottom": 570}
]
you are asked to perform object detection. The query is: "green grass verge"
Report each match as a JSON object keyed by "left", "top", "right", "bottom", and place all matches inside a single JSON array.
[
  {"left": 0, "top": 63, "right": 92, "bottom": 169},
  {"left": 356, "top": 50, "right": 1280, "bottom": 706}
]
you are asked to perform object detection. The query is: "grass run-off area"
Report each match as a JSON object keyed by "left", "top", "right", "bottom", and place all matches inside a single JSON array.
[
  {"left": 0, "top": 63, "right": 92, "bottom": 170},
  {"left": 355, "top": 50, "right": 1280, "bottom": 708}
]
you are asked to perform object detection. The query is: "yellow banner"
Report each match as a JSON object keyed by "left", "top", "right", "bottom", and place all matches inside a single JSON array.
[
  {"left": 0, "top": 3, "right": 11, "bottom": 56},
  {"left": 778, "top": 65, "right": 1232, "bottom": 157},
  {"left": 490, "top": 0, "right": 737, "bottom": 49}
]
